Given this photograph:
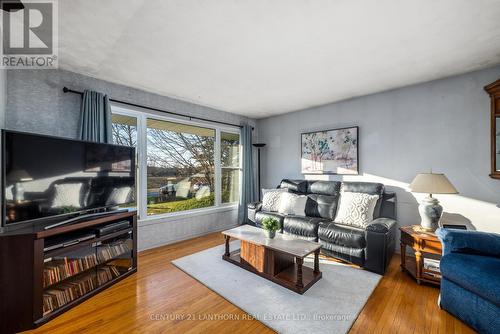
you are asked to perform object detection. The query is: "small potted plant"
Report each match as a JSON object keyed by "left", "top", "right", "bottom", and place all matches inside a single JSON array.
[{"left": 261, "top": 217, "right": 280, "bottom": 239}]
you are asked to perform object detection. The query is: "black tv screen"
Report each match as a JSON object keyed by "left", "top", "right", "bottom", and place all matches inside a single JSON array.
[{"left": 2, "top": 130, "right": 136, "bottom": 226}]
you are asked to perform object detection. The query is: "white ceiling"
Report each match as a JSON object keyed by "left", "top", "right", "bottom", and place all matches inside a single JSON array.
[{"left": 59, "top": 0, "right": 500, "bottom": 118}]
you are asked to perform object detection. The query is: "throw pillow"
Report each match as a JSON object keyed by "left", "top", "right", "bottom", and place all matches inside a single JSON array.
[
  {"left": 262, "top": 189, "right": 288, "bottom": 212},
  {"left": 51, "top": 183, "right": 83, "bottom": 208},
  {"left": 106, "top": 187, "right": 132, "bottom": 206},
  {"left": 335, "top": 192, "right": 379, "bottom": 228},
  {"left": 262, "top": 187, "right": 288, "bottom": 197},
  {"left": 278, "top": 192, "right": 307, "bottom": 216}
]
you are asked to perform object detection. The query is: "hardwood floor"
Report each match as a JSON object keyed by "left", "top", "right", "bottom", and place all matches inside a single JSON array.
[{"left": 26, "top": 232, "right": 475, "bottom": 334}]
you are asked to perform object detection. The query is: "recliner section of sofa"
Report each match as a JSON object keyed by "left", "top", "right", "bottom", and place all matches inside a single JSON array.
[
  {"left": 248, "top": 179, "right": 397, "bottom": 274},
  {"left": 364, "top": 216, "right": 397, "bottom": 274},
  {"left": 282, "top": 215, "right": 328, "bottom": 242}
]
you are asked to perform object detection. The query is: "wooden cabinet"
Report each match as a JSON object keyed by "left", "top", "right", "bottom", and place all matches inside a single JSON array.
[
  {"left": 485, "top": 79, "right": 500, "bottom": 179},
  {"left": 400, "top": 225, "right": 442, "bottom": 286},
  {"left": 0, "top": 211, "right": 137, "bottom": 333}
]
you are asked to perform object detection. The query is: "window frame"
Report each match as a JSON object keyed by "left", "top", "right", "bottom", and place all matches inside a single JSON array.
[
  {"left": 111, "top": 104, "right": 241, "bottom": 221},
  {"left": 220, "top": 131, "right": 243, "bottom": 205}
]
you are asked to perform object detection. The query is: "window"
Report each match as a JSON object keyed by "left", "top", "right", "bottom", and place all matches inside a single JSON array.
[
  {"left": 111, "top": 114, "right": 137, "bottom": 209},
  {"left": 221, "top": 132, "right": 240, "bottom": 203},
  {"left": 111, "top": 114, "right": 137, "bottom": 147},
  {"left": 111, "top": 107, "right": 241, "bottom": 220},
  {"left": 146, "top": 119, "right": 215, "bottom": 215}
]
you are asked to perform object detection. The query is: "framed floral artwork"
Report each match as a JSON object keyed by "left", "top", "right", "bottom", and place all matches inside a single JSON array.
[{"left": 301, "top": 126, "right": 359, "bottom": 175}]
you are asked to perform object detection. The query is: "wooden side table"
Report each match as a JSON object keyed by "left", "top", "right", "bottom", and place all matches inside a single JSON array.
[{"left": 400, "top": 225, "right": 442, "bottom": 285}]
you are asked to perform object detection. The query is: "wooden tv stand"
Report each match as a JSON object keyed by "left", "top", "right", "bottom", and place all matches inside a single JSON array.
[{"left": 0, "top": 210, "right": 137, "bottom": 333}]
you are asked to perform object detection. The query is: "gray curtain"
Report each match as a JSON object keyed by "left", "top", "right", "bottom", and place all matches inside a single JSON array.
[
  {"left": 78, "top": 90, "right": 112, "bottom": 143},
  {"left": 238, "top": 124, "right": 256, "bottom": 224}
]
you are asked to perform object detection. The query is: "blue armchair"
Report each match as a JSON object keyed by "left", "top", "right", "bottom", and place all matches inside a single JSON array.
[{"left": 436, "top": 228, "right": 500, "bottom": 334}]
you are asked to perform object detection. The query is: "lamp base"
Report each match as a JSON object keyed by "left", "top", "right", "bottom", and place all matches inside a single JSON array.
[
  {"left": 13, "top": 182, "right": 25, "bottom": 203},
  {"left": 418, "top": 196, "right": 443, "bottom": 232}
]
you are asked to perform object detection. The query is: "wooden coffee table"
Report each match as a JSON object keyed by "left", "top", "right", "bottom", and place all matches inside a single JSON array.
[{"left": 222, "top": 225, "right": 322, "bottom": 294}]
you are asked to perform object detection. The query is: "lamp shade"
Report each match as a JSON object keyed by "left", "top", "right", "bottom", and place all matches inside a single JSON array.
[
  {"left": 7, "top": 169, "right": 33, "bottom": 182},
  {"left": 409, "top": 173, "right": 458, "bottom": 194}
]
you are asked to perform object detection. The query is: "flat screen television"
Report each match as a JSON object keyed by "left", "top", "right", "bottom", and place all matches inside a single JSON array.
[{"left": 2, "top": 130, "right": 136, "bottom": 227}]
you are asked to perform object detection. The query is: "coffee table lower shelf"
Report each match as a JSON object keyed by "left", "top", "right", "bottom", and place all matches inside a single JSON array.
[{"left": 223, "top": 249, "right": 322, "bottom": 294}]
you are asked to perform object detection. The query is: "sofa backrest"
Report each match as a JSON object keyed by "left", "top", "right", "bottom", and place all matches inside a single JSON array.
[
  {"left": 305, "top": 181, "right": 341, "bottom": 219},
  {"left": 341, "top": 182, "right": 385, "bottom": 218},
  {"left": 307, "top": 181, "right": 341, "bottom": 196},
  {"left": 279, "top": 179, "right": 338, "bottom": 219},
  {"left": 279, "top": 179, "right": 308, "bottom": 193},
  {"left": 278, "top": 179, "right": 394, "bottom": 220}
]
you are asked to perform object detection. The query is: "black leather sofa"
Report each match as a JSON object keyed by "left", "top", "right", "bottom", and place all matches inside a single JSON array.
[{"left": 247, "top": 179, "right": 397, "bottom": 275}]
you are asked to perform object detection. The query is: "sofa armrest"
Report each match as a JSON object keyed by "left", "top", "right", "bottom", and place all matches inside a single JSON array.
[
  {"left": 380, "top": 192, "right": 397, "bottom": 220},
  {"left": 436, "top": 228, "right": 500, "bottom": 257},
  {"left": 364, "top": 218, "right": 397, "bottom": 274},
  {"left": 366, "top": 217, "right": 397, "bottom": 233},
  {"left": 247, "top": 202, "right": 262, "bottom": 223},
  {"left": 247, "top": 202, "right": 262, "bottom": 211}
]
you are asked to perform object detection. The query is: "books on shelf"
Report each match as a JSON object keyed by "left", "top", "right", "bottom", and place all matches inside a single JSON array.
[
  {"left": 97, "top": 241, "right": 131, "bottom": 263},
  {"left": 43, "top": 240, "right": 131, "bottom": 288},
  {"left": 42, "top": 265, "right": 122, "bottom": 315},
  {"left": 423, "top": 258, "right": 441, "bottom": 277},
  {"left": 43, "top": 252, "right": 98, "bottom": 287}
]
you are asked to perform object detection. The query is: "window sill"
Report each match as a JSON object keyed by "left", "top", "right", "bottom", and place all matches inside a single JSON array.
[{"left": 138, "top": 203, "right": 238, "bottom": 226}]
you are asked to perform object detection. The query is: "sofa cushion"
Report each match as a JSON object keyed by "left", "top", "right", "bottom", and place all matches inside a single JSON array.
[
  {"left": 307, "top": 181, "right": 341, "bottom": 196},
  {"left": 318, "top": 221, "right": 366, "bottom": 248},
  {"left": 48, "top": 178, "right": 92, "bottom": 208},
  {"left": 254, "top": 211, "right": 285, "bottom": 231},
  {"left": 279, "top": 179, "right": 308, "bottom": 193},
  {"left": 261, "top": 189, "right": 287, "bottom": 212},
  {"left": 341, "top": 182, "right": 384, "bottom": 218},
  {"left": 283, "top": 215, "right": 325, "bottom": 241},
  {"left": 440, "top": 253, "right": 500, "bottom": 306},
  {"left": 305, "top": 194, "right": 339, "bottom": 219},
  {"left": 51, "top": 183, "right": 84, "bottom": 208},
  {"left": 320, "top": 242, "right": 365, "bottom": 267},
  {"left": 262, "top": 187, "right": 288, "bottom": 196},
  {"left": 247, "top": 201, "right": 262, "bottom": 210},
  {"left": 335, "top": 192, "right": 379, "bottom": 228},
  {"left": 278, "top": 192, "right": 307, "bottom": 215}
]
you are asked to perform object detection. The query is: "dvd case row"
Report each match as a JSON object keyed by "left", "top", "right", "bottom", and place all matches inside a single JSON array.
[
  {"left": 43, "top": 252, "right": 98, "bottom": 287},
  {"left": 43, "top": 265, "right": 121, "bottom": 315},
  {"left": 43, "top": 241, "right": 131, "bottom": 287},
  {"left": 97, "top": 241, "right": 131, "bottom": 262}
]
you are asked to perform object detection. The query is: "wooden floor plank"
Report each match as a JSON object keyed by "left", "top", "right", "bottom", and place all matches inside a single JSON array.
[{"left": 23, "top": 231, "right": 475, "bottom": 334}]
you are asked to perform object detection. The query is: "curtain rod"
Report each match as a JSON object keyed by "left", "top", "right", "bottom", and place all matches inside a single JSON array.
[{"left": 62, "top": 87, "right": 252, "bottom": 130}]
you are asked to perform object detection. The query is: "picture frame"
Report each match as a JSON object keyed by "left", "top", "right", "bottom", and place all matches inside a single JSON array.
[{"left": 301, "top": 126, "right": 359, "bottom": 175}]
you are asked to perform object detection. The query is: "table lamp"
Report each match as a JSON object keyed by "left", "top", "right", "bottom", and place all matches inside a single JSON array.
[
  {"left": 409, "top": 172, "right": 458, "bottom": 231},
  {"left": 9, "top": 169, "right": 33, "bottom": 203}
]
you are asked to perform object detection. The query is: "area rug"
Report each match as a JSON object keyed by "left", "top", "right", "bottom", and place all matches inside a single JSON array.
[{"left": 172, "top": 241, "right": 381, "bottom": 334}]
